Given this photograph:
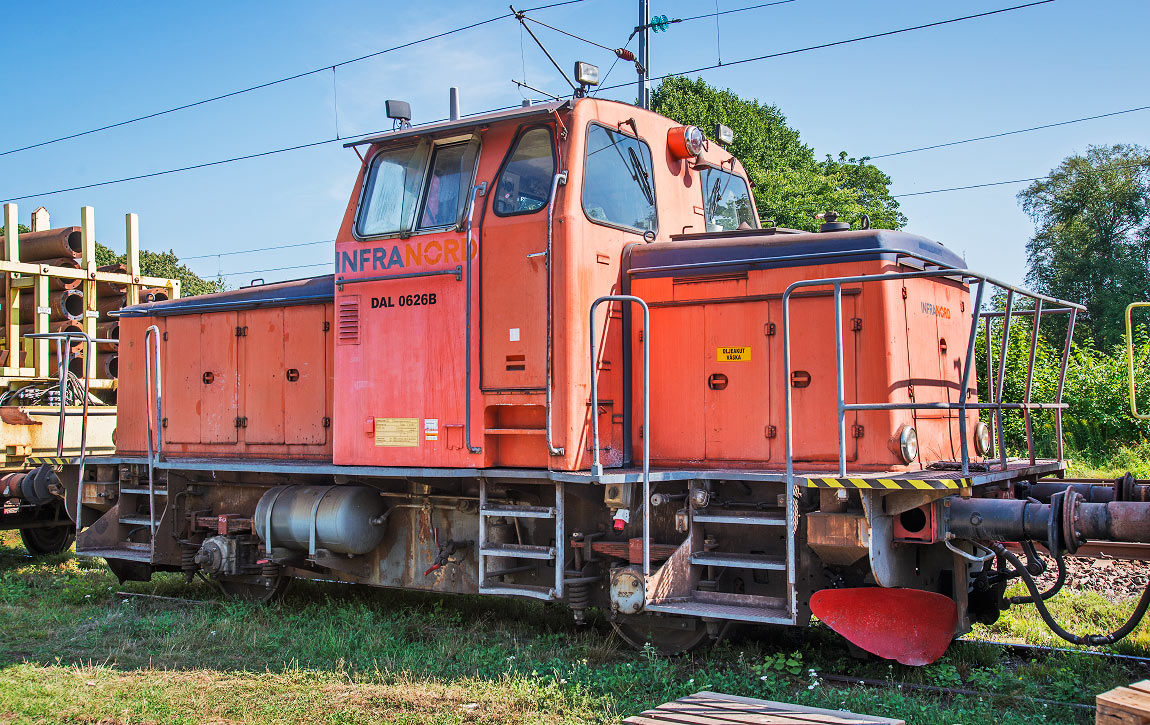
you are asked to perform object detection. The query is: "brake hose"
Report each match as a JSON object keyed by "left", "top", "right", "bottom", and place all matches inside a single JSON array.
[
  {"left": 1008, "top": 541, "right": 1067, "bottom": 605},
  {"left": 990, "top": 542, "right": 1150, "bottom": 646}
]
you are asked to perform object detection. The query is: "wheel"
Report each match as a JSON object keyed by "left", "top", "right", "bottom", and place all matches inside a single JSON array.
[
  {"left": 19, "top": 525, "right": 75, "bottom": 555},
  {"left": 610, "top": 613, "right": 729, "bottom": 654},
  {"left": 214, "top": 572, "right": 290, "bottom": 603}
]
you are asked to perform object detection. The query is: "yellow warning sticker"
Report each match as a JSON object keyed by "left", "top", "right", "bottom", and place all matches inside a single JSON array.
[
  {"left": 375, "top": 418, "right": 419, "bottom": 447},
  {"left": 716, "top": 346, "right": 751, "bottom": 362}
]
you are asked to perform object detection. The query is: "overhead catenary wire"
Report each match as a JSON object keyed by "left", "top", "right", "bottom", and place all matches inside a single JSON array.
[
  {"left": 872, "top": 104, "right": 1150, "bottom": 159},
  {"left": 0, "top": 0, "right": 588, "bottom": 158},
  {"left": 894, "top": 160, "right": 1150, "bottom": 198},
  {"left": 598, "top": 0, "right": 1056, "bottom": 93},
  {"left": 183, "top": 239, "right": 334, "bottom": 260},
  {"left": 0, "top": 102, "right": 526, "bottom": 203}
]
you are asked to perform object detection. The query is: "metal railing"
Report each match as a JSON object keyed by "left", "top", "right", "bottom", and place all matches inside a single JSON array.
[
  {"left": 25, "top": 331, "right": 115, "bottom": 540},
  {"left": 589, "top": 295, "right": 651, "bottom": 577},
  {"left": 143, "top": 325, "right": 163, "bottom": 554},
  {"left": 1126, "top": 302, "right": 1150, "bottom": 421},
  {"left": 781, "top": 269, "right": 1084, "bottom": 484}
]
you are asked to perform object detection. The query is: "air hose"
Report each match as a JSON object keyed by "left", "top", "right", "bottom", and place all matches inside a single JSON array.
[
  {"left": 1008, "top": 541, "right": 1067, "bottom": 605},
  {"left": 990, "top": 542, "right": 1150, "bottom": 646}
]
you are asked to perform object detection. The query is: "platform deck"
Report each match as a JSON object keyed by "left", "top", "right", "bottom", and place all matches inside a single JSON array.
[
  {"left": 91, "top": 455, "right": 1063, "bottom": 490},
  {"left": 623, "top": 691, "right": 905, "bottom": 725}
]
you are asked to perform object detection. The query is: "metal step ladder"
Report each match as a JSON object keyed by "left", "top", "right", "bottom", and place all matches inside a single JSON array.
[
  {"left": 645, "top": 492, "right": 797, "bottom": 625},
  {"left": 477, "top": 479, "right": 564, "bottom": 601}
]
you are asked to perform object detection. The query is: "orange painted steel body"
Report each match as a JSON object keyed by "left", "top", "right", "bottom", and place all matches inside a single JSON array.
[{"left": 115, "top": 98, "right": 979, "bottom": 474}]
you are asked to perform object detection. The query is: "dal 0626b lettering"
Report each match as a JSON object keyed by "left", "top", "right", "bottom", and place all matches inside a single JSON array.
[{"left": 371, "top": 293, "right": 437, "bottom": 309}]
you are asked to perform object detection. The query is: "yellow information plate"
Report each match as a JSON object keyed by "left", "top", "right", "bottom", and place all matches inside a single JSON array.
[
  {"left": 375, "top": 418, "right": 419, "bottom": 447},
  {"left": 716, "top": 346, "right": 751, "bottom": 362}
]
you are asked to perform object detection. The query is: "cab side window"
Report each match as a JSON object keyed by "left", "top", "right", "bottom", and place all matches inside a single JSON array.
[
  {"left": 582, "top": 124, "right": 657, "bottom": 234},
  {"left": 418, "top": 141, "right": 480, "bottom": 230},
  {"left": 493, "top": 128, "right": 556, "bottom": 215}
]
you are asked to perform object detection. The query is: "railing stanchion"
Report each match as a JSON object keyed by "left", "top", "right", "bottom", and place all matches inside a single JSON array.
[
  {"left": 958, "top": 282, "right": 986, "bottom": 475},
  {"left": 589, "top": 295, "right": 649, "bottom": 576},
  {"left": 995, "top": 291, "right": 1014, "bottom": 471},
  {"left": 834, "top": 282, "right": 846, "bottom": 477}
]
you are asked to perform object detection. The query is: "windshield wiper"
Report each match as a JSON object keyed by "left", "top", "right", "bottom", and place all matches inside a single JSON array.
[{"left": 627, "top": 146, "right": 655, "bottom": 206}]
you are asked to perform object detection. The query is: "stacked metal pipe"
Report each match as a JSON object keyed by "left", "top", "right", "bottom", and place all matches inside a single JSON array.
[{"left": 0, "top": 227, "right": 149, "bottom": 378}]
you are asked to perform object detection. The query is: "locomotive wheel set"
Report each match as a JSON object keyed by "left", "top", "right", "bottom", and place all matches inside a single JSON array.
[{"left": 28, "top": 90, "right": 1150, "bottom": 665}]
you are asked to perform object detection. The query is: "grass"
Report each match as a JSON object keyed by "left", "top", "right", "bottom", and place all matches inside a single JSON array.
[{"left": 1, "top": 531, "right": 1148, "bottom": 724}]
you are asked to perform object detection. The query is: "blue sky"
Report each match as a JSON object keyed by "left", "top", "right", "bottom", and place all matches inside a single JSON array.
[{"left": 1, "top": 0, "right": 1146, "bottom": 287}]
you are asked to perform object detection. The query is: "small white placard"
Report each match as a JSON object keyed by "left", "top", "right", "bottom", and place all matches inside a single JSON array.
[{"left": 509, "top": 328, "right": 520, "bottom": 342}]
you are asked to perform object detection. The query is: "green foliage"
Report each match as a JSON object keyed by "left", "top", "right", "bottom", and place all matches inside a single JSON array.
[
  {"left": 651, "top": 76, "right": 906, "bottom": 232},
  {"left": 0, "top": 223, "right": 31, "bottom": 236},
  {"left": 1019, "top": 144, "right": 1150, "bottom": 348},
  {"left": 96, "top": 242, "right": 224, "bottom": 297}
]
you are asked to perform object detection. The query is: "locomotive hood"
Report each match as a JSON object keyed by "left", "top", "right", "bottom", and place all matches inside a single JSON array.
[
  {"left": 115, "top": 274, "right": 334, "bottom": 317},
  {"left": 625, "top": 228, "right": 965, "bottom": 280}
]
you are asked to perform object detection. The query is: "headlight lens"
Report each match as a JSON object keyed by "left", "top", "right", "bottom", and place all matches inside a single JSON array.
[
  {"left": 898, "top": 426, "right": 919, "bottom": 464},
  {"left": 974, "top": 421, "right": 992, "bottom": 456}
]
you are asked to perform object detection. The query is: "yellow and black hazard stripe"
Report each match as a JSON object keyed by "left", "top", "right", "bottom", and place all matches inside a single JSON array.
[
  {"left": 27, "top": 456, "right": 75, "bottom": 466},
  {"left": 801, "top": 477, "right": 971, "bottom": 490}
]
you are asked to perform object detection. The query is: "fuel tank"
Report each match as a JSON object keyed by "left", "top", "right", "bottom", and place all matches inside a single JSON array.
[{"left": 254, "top": 485, "right": 387, "bottom": 555}]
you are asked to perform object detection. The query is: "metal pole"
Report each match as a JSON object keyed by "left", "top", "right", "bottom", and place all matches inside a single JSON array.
[
  {"left": 995, "top": 291, "right": 1014, "bottom": 471},
  {"left": 464, "top": 182, "right": 486, "bottom": 455},
  {"left": 834, "top": 283, "right": 846, "bottom": 476},
  {"left": 1023, "top": 299, "right": 1043, "bottom": 465},
  {"left": 638, "top": 0, "right": 650, "bottom": 109},
  {"left": 957, "top": 282, "right": 986, "bottom": 475},
  {"left": 544, "top": 171, "right": 567, "bottom": 457},
  {"left": 1055, "top": 308, "right": 1077, "bottom": 461}
]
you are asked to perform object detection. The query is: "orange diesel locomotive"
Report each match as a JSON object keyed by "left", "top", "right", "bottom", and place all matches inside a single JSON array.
[{"left": 58, "top": 85, "right": 1150, "bottom": 663}]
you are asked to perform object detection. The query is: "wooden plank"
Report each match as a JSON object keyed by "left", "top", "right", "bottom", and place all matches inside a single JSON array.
[
  {"left": 1129, "top": 681, "right": 1150, "bottom": 697},
  {"left": 624, "top": 692, "right": 903, "bottom": 725},
  {"left": 1097, "top": 685, "right": 1150, "bottom": 722}
]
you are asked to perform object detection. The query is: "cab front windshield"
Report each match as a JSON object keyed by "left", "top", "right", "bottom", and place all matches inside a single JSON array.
[{"left": 702, "top": 168, "right": 757, "bottom": 232}]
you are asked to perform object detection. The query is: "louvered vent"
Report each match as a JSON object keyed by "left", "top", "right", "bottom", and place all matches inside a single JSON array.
[{"left": 337, "top": 296, "right": 360, "bottom": 345}]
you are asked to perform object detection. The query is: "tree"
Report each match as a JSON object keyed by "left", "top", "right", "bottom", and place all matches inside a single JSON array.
[
  {"left": 1019, "top": 144, "right": 1150, "bottom": 348},
  {"left": 95, "top": 244, "right": 224, "bottom": 297},
  {"left": 651, "top": 76, "right": 906, "bottom": 231}
]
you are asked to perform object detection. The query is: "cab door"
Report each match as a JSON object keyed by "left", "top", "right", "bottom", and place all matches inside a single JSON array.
[{"left": 480, "top": 125, "right": 557, "bottom": 392}]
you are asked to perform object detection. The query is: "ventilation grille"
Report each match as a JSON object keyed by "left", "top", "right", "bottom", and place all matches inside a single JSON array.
[{"left": 337, "top": 296, "right": 360, "bottom": 345}]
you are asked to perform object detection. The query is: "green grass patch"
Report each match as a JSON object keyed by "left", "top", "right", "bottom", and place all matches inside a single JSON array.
[{"left": 0, "top": 531, "right": 1145, "bottom": 723}]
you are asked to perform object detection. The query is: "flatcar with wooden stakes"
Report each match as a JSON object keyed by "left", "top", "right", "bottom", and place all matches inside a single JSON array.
[{"left": 41, "top": 62, "right": 1150, "bottom": 665}]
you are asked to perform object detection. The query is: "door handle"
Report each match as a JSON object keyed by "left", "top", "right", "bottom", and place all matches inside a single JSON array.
[
  {"left": 708, "top": 373, "right": 728, "bottom": 390},
  {"left": 526, "top": 251, "right": 547, "bottom": 259}
]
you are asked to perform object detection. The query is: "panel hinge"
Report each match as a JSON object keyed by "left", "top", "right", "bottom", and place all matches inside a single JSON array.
[
  {"left": 322, "top": 417, "right": 331, "bottom": 428},
  {"left": 638, "top": 330, "right": 644, "bottom": 342},
  {"left": 852, "top": 424, "right": 865, "bottom": 439},
  {"left": 765, "top": 424, "right": 777, "bottom": 439},
  {"left": 323, "top": 321, "right": 330, "bottom": 332},
  {"left": 850, "top": 317, "right": 862, "bottom": 332},
  {"left": 235, "top": 326, "right": 248, "bottom": 337},
  {"left": 234, "top": 416, "right": 248, "bottom": 428},
  {"left": 901, "top": 286, "right": 908, "bottom": 300},
  {"left": 161, "top": 417, "right": 168, "bottom": 429},
  {"left": 764, "top": 322, "right": 776, "bottom": 336}
]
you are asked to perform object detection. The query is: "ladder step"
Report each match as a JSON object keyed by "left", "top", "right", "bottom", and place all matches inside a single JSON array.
[
  {"left": 693, "top": 510, "right": 785, "bottom": 526},
  {"left": 119, "top": 488, "right": 168, "bottom": 496},
  {"left": 118, "top": 515, "right": 159, "bottom": 526},
  {"left": 479, "top": 582, "right": 556, "bottom": 600},
  {"left": 481, "top": 504, "right": 555, "bottom": 519},
  {"left": 75, "top": 546, "right": 151, "bottom": 563},
  {"left": 645, "top": 599, "right": 791, "bottom": 624},
  {"left": 480, "top": 543, "right": 555, "bottom": 560},
  {"left": 689, "top": 552, "right": 786, "bottom": 570}
]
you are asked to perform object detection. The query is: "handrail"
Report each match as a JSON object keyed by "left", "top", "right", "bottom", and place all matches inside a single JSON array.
[
  {"left": 782, "top": 268, "right": 1081, "bottom": 487},
  {"left": 335, "top": 267, "right": 461, "bottom": 289},
  {"left": 1127, "top": 302, "right": 1150, "bottom": 420},
  {"left": 589, "top": 295, "right": 650, "bottom": 576},
  {"left": 25, "top": 331, "right": 113, "bottom": 540},
  {"left": 625, "top": 246, "right": 966, "bottom": 279},
  {"left": 543, "top": 170, "right": 568, "bottom": 457},
  {"left": 143, "top": 325, "right": 163, "bottom": 554},
  {"left": 464, "top": 181, "right": 487, "bottom": 455}
]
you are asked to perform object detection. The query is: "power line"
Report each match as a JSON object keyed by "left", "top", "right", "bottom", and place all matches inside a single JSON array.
[
  {"left": 893, "top": 160, "right": 1150, "bottom": 198},
  {"left": 221, "top": 262, "right": 330, "bottom": 278},
  {"left": 184, "top": 239, "right": 333, "bottom": 260},
  {"left": 0, "top": 0, "right": 587, "bottom": 158},
  {"left": 679, "top": 0, "right": 795, "bottom": 24},
  {"left": 872, "top": 104, "right": 1150, "bottom": 159},
  {"left": 0, "top": 103, "right": 525, "bottom": 203},
  {"left": 600, "top": 0, "right": 1055, "bottom": 92}
]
